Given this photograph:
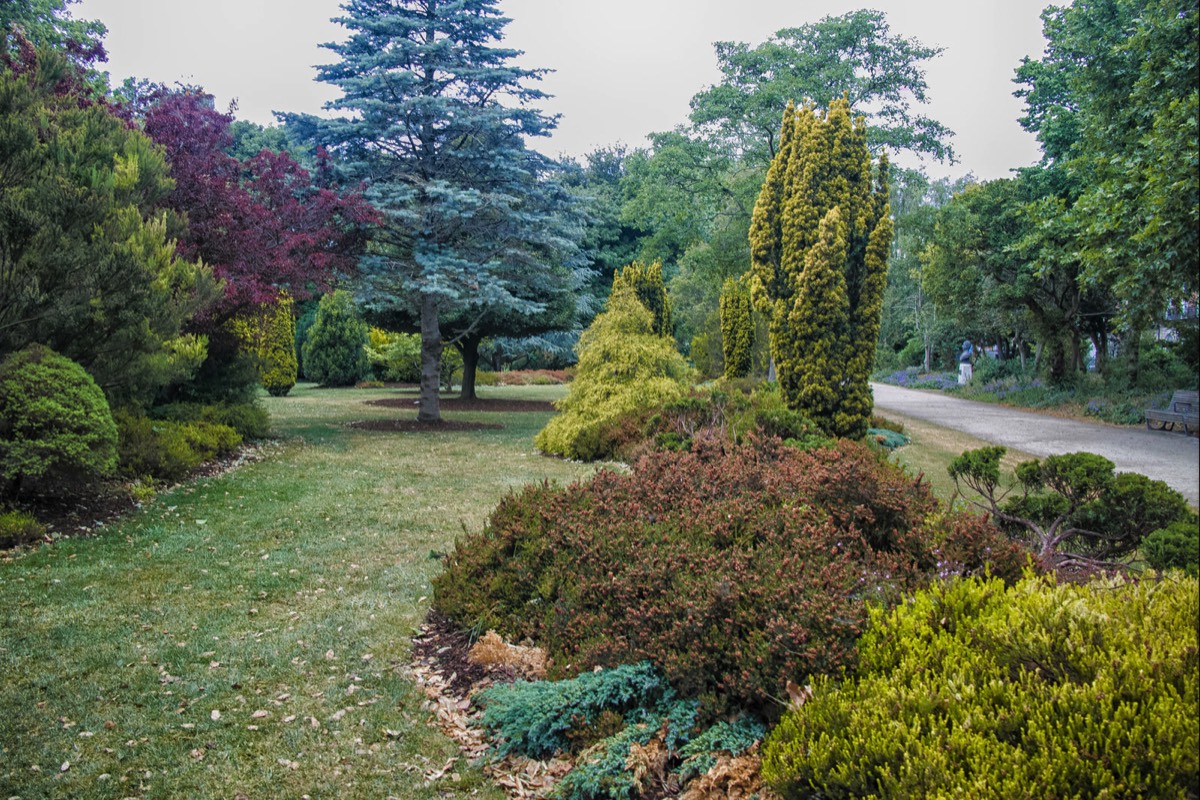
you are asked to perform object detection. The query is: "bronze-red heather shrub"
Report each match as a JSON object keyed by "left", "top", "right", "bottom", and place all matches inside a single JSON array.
[{"left": 433, "top": 439, "right": 1026, "bottom": 718}]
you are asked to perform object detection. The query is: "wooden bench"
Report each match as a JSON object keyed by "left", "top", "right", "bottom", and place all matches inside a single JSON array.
[{"left": 1146, "top": 389, "right": 1199, "bottom": 434}]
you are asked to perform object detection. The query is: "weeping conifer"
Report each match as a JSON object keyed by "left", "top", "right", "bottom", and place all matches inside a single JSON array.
[
  {"left": 611, "top": 260, "right": 673, "bottom": 337},
  {"left": 748, "top": 97, "right": 892, "bottom": 438}
]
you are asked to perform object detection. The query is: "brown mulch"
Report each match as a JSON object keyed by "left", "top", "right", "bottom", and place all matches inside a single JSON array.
[
  {"left": 408, "top": 611, "right": 574, "bottom": 795},
  {"left": 347, "top": 418, "right": 504, "bottom": 432},
  {"left": 365, "top": 397, "right": 556, "bottom": 413}
]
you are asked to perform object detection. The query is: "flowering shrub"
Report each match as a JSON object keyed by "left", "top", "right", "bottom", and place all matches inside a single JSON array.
[{"left": 434, "top": 440, "right": 1025, "bottom": 718}]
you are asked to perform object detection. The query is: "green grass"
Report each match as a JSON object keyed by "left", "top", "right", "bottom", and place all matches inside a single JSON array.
[
  {"left": 0, "top": 383, "right": 593, "bottom": 800},
  {"left": 0, "top": 384, "right": 1038, "bottom": 798},
  {"left": 876, "top": 411, "right": 1037, "bottom": 506}
]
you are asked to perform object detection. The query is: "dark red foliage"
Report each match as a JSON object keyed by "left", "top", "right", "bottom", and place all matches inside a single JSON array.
[
  {"left": 433, "top": 439, "right": 1027, "bottom": 719},
  {"left": 143, "top": 90, "right": 375, "bottom": 311}
]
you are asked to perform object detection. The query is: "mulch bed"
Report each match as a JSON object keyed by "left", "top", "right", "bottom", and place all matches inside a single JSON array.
[
  {"left": 365, "top": 397, "right": 556, "bottom": 413},
  {"left": 347, "top": 419, "right": 504, "bottom": 432}
]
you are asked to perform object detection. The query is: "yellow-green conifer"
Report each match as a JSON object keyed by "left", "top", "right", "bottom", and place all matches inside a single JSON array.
[
  {"left": 747, "top": 97, "right": 893, "bottom": 438},
  {"left": 719, "top": 277, "right": 754, "bottom": 379},
  {"left": 231, "top": 292, "right": 299, "bottom": 397},
  {"left": 612, "top": 260, "right": 673, "bottom": 337}
]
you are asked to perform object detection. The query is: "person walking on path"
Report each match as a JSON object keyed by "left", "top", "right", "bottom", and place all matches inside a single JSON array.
[{"left": 871, "top": 381, "right": 1200, "bottom": 506}]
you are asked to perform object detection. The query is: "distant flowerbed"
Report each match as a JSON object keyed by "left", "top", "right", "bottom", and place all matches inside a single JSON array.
[
  {"left": 874, "top": 367, "right": 1148, "bottom": 425},
  {"left": 479, "top": 369, "right": 572, "bottom": 386}
]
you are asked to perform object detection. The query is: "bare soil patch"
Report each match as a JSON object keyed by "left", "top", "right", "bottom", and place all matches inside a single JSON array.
[
  {"left": 365, "top": 397, "right": 556, "bottom": 413},
  {"left": 348, "top": 418, "right": 504, "bottom": 432}
]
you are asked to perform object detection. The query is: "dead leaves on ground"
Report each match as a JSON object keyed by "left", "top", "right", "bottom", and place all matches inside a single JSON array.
[{"left": 408, "top": 622, "right": 775, "bottom": 799}]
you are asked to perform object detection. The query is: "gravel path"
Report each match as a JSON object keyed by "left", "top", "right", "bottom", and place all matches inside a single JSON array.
[{"left": 872, "top": 382, "right": 1200, "bottom": 506}]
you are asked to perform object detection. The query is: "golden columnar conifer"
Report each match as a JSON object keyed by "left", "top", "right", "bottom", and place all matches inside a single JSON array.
[
  {"left": 748, "top": 97, "right": 891, "bottom": 438},
  {"left": 719, "top": 277, "right": 754, "bottom": 379},
  {"left": 232, "top": 292, "right": 298, "bottom": 397},
  {"left": 611, "top": 260, "right": 673, "bottom": 337}
]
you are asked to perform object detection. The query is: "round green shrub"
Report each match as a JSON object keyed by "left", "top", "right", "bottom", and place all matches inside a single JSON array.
[
  {"left": 0, "top": 344, "right": 118, "bottom": 497},
  {"left": 1143, "top": 515, "right": 1199, "bottom": 576},
  {"left": 762, "top": 572, "right": 1200, "bottom": 799},
  {"left": 0, "top": 509, "right": 47, "bottom": 549},
  {"left": 300, "top": 290, "right": 369, "bottom": 387},
  {"left": 434, "top": 439, "right": 1026, "bottom": 718}
]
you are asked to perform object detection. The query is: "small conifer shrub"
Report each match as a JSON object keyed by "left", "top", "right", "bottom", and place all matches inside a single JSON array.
[
  {"left": 0, "top": 344, "right": 118, "bottom": 498},
  {"left": 434, "top": 439, "right": 1025, "bottom": 717},
  {"left": 301, "top": 290, "right": 369, "bottom": 387}
]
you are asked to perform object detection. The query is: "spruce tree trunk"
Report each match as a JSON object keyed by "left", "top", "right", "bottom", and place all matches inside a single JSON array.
[
  {"left": 418, "top": 294, "right": 442, "bottom": 422},
  {"left": 459, "top": 334, "right": 481, "bottom": 400}
]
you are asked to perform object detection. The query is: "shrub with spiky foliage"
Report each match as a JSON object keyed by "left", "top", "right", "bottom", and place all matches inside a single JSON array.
[
  {"left": 719, "top": 278, "right": 754, "bottom": 379},
  {"left": 0, "top": 344, "right": 118, "bottom": 498},
  {"left": 231, "top": 292, "right": 298, "bottom": 397},
  {"left": 747, "top": 98, "right": 892, "bottom": 438},
  {"left": 612, "top": 260, "right": 673, "bottom": 337},
  {"left": 762, "top": 572, "right": 1200, "bottom": 799},
  {"left": 300, "top": 290, "right": 369, "bottom": 387},
  {"left": 535, "top": 288, "right": 692, "bottom": 460}
]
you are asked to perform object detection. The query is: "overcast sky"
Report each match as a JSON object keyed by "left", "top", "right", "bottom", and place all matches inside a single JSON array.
[{"left": 72, "top": 0, "right": 1053, "bottom": 181}]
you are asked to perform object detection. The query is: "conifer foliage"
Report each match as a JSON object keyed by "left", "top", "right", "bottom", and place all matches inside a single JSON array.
[
  {"left": 306, "top": 0, "right": 570, "bottom": 422},
  {"left": 231, "top": 292, "right": 298, "bottom": 397},
  {"left": 719, "top": 277, "right": 754, "bottom": 379},
  {"left": 748, "top": 98, "right": 893, "bottom": 438},
  {"left": 611, "top": 260, "right": 673, "bottom": 337}
]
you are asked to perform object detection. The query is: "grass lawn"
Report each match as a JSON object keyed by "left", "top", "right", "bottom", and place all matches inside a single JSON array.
[
  {"left": 1, "top": 384, "right": 1023, "bottom": 799},
  {"left": 876, "top": 411, "right": 1038, "bottom": 505},
  {"left": 0, "top": 383, "right": 595, "bottom": 800}
]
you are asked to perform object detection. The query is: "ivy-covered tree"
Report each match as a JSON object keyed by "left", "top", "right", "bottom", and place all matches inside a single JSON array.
[
  {"left": 748, "top": 99, "right": 892, "bottom": 438},
  {"left": 300, "top": 0, "right": 573, "bottom": 422},
  {"left": 719, "top": 278, "right": 754, "bottom": 379},
  {"left": 611, "top": 260, "right": 672, "bottom": 337}
]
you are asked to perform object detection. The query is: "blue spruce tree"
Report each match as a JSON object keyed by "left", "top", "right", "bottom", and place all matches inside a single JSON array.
[{"left": 299, "top": 0, "right": 579, "bottom": 419}]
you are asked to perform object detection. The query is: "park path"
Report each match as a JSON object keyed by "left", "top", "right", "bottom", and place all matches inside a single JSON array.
[{"left": 871, "top": 382, "right": 1200, "bottom": 507}]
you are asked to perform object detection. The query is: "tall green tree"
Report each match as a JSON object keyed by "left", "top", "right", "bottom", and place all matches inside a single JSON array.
[
  {"left": 302, "top": 0, "right": 573, "bottom": 422},
  {"left": 0, "top": 47, "right": 218, "bottom": 407},
  {"left": 689, "top": 9, "right": 955, "bottom": 165},
  {"left": 1020, "top": 0, "right": 1198, "bottom": 330},
  {"left": 749, "top": 99, "right": 892, "bottom": 438}
]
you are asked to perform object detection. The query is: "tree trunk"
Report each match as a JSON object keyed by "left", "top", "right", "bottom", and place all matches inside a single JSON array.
[
  {"left": 458, "top": 334, "right": 481, "bottom": 400},
  {"left": 418, "top": 293, "right": 442, "bottom": 422}
]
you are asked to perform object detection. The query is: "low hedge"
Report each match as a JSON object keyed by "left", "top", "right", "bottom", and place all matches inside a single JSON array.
[
  {"left": 116, "top": 412, "right": 242, "bottom": 482},
  {"left": 762, "top": 572, "right": 1199, "bottom": 799},
  {"left": 433, "top": 439, "right": 1026, "bottom": 718}
]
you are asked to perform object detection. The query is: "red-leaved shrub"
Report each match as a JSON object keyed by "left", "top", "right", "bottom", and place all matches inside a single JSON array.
[{"left": 433, "top": 439, "right": 1026, "bottom": 718}]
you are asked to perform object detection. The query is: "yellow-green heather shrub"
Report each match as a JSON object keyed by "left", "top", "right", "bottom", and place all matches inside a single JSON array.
[
  {"left": 535, "top": 288, "right": 692, "bottom": 460},
  {"left": 762, "top": 572, "right": 1200, "bottom": 799},
  {"left": 719, "top": 277, "right": 754, "bottom": 379},
  {"left": 747, "top": 97, "right": 891, "bottom": 439}
]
